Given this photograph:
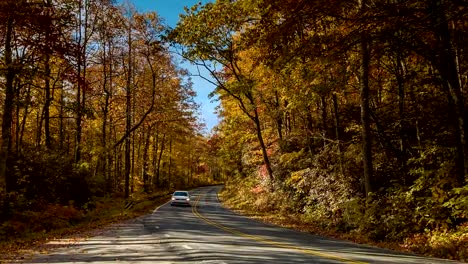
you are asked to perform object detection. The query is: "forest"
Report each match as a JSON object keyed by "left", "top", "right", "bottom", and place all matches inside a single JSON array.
[
  {"left": 0, "top": 0, "right": 467, "bottom": 261},
  {"left": 0, "top": 0, "right": 220, "bottom": 250},
  {"left": 170, "top": 0, "right": 467, "bottom": 260}
]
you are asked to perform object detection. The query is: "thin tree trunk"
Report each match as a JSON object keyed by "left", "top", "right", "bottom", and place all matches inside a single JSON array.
[
  {"left": 253, "top": 107, "right": 273, "bottom": 181},
  {"left": 59, "top": 83, "right": 64, "bottom": 150},
  {"left": 156, "top": 134, "right": 166, "bottom": 188},
  {"left": 188, "top": 138, "right": 192, "bottom": 186},
  {"left": 44, "top": 55, "right": 52, "bottom": 149},
  {"left": 306, "top": 108, "right": 314, "bottom": 158},
  {"left": 396, "top": 50, "right": 408, "bottom": 182},
  {"left": 130, "top": 72, "right": 138, "bottom": 194},
  {"left": 151, "top": 131, "right": 159, "bottom": 188},
  {"left": 110, "top": 119, "right": 117, "bottom": 191},
  {"left": 15, "top": 82, "right": 20, "bottom": 154},
  {"left": 131, "top": 129, "right": 140, "bottom": 194},
  {"left": 275, "top": 91, "right": 283, "bottom": 140},
  {"left": 284, "top": 100, "right": 291, "bottom": 136},
  {"left": 321, "top": 94, "right": 328, "bottom": 146},
  {"left": 333, "top": 93, "right": 344, "bottom": 176},
  {"left": 217, "top": 81, "right": 274, "bottom": 182},
  {"left": 36, "top": 106, "right": 44, "bottom": 147},
  {"left": 44, "top": 0, "right": 52, "bottom": 149},
  {"left": 19, "top": 99, "right": 29, "bottom": 152},
  {"left": 142, "top": 127, "right": 151, "bottom": 193},
  {"left": 116, "top": 145, "right": 122, "bottom": 191},
  {"left": 168, "top": 138, "right": 172, "bottom": 188},
  {"left": 359, "top": 0, "right": 373, "bottom": 196}
]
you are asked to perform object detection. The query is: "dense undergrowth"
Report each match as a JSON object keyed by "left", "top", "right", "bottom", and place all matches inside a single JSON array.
[
  {"left": 0, "top": 191, "right": 171, "bottom": 262},
  {"left": 220, "top": 175, "right": 468, "bottom": 262}
]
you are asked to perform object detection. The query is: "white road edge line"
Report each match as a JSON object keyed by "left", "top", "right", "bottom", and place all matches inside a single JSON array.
[{"left": 182, "top": 245, "right": 193, "bottom": 250}]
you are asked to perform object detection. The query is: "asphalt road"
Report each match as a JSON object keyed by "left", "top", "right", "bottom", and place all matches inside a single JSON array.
[{"left": 24, "top": 186, "right": 460, "bottom": 264}]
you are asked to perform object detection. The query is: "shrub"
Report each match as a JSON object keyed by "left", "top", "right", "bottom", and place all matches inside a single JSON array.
[
  {"left": 0, "top": 204, "right": 84, "bottom": 240},
  {"left": 7, "top": 149, "right": 95, "bottom": 209},
  {"left": 403, "top": 224, "right": 468, "bottom": 261}
]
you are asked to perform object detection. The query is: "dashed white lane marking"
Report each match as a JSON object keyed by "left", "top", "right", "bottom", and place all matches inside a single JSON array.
[
  {"left": 182, "top": 245, "right": 193, "bottom": 250},
  {"left": 164, "top": 234, "right": 170, "bottom": 237}
]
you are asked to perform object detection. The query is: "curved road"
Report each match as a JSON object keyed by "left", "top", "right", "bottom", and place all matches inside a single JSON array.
[{"left": 25, "top": 186, "right": 460, "bottom": 264}]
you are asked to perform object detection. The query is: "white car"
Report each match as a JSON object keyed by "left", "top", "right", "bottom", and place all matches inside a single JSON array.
[{"left": 170, "top": 191, "right": 191, "bottom": 206}]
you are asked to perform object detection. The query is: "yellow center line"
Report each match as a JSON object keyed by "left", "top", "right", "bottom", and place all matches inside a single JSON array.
[{"left": 192, "top": 193, "right": 367, "bottom": 264}]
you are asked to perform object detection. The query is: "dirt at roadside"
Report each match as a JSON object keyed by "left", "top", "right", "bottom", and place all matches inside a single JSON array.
[{"left": 1, "top": 219, "right": 133, "bottom": 264}]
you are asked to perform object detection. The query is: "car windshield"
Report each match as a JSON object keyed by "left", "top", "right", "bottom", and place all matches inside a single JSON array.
[{"left": 173, "top": 191, "right": 188, "bottom": 197}]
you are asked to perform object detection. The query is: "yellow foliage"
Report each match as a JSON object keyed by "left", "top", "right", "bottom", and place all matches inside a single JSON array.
[{"left": 286, "top": 168, "right": 308, "bottom": 186}]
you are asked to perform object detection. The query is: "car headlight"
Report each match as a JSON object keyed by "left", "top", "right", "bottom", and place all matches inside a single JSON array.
[
  {"left": 171, "top": 197, "right": 175, "bottom": 200},
  {"left": 186, "top": 198, "right": 190, "bottom": 201}
]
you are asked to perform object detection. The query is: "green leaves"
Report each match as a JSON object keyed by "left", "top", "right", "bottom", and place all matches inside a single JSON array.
[{"left": 170, "top": 0, "right": 248, "bottom": 63}]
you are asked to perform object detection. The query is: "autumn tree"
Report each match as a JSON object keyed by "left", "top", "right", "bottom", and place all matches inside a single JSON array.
[
  {"left": 170, "top": 0, "right": 275, "bottom": 181},
  {"left": 197, "top": 0, "right": 467, "bottom": 253},
  {"left": 0, "top": 0, "right": 206, "bottom": 218}
]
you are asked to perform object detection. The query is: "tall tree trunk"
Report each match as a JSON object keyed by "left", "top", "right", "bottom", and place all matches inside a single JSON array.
[
  {"left": 101, "top": 38, "right": 111, "bottom": 191},
  {"left": 359, "top": 0, "right": 373, "bottom": 196},
  {"left": 106, "top": 40, "right": 114, "bottom": 192},
  {"left": 124, "top": 20, "right": 132, "bottom": 199},
  {"left": 44, "top": 53, "right": 52, "bottom": 149},
  {"left": 130, "top": 70, "right": 137, "bottom": 194},
  {"left": 80, "top": 0, "right": 88, "bottom": 157},
  {"left": 0, "top": 16, "right": 15, "bottom": 199},
  {"left": 59, "top": 83, "right": 64, "bottom": 150},
  {"left": 75, "top": 0, "right": 84, "bottom": 162},
  {"left": 396, "top": 50, "right": 408, "bottom": 183},
  {"left": 44, "top": 0, "right": 52, "bottom": 149},
  {"left": 75, "top": 71, "right": 82, "bottom": 162},
  {"left": 432, "top": 0, "right": 466, "bottom": 185},
  {"left": 110, "top": 119, "right": 117, "bottom": 191}
]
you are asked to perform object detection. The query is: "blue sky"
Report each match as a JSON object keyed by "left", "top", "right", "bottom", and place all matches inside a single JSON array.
[{"left": 126, "top": 0, "right": 219, "bottom": 133}]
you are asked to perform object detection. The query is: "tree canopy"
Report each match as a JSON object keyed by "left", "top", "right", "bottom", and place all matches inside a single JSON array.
[
  {"left": 0, "top": 0, "right": 214, "bottom": 217},
  {"left": 171, "top": 0, "right": 467, "bottom": 260}
]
